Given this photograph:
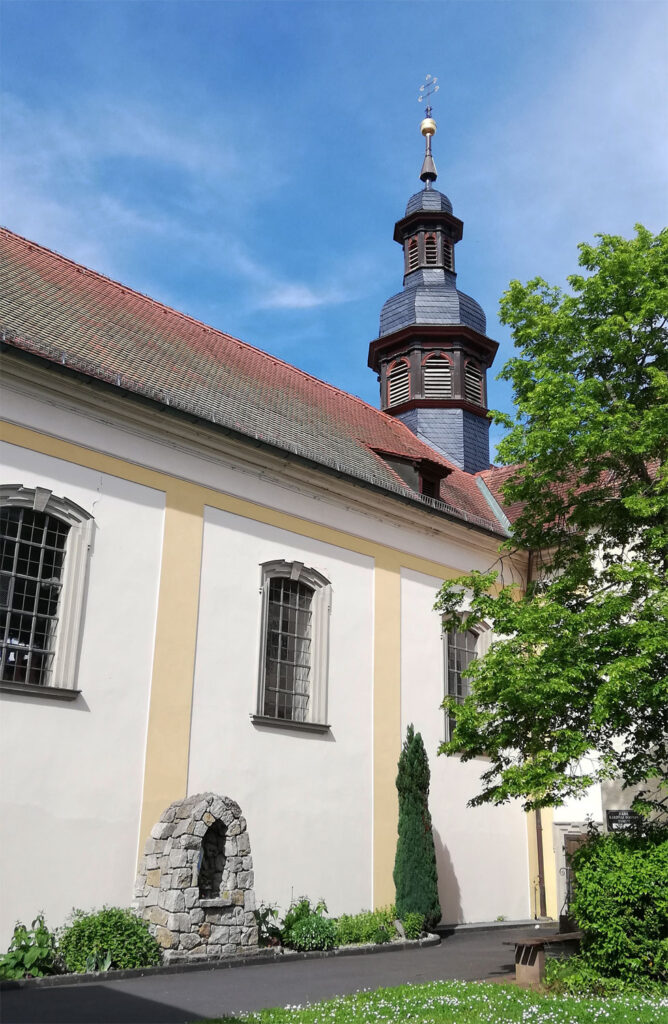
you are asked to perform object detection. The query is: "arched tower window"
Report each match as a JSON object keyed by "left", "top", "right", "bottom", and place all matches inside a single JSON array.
[
  {"left": 387, "top": 359, "right": 410, "bottom": 406},
  {"left": 407, "top": 237, "right": 419, "bottom": 272},
  {"left": 443, "top": 240, "right": 454, "bottom": 272},
  {"left": 425, "top": 234, "right": 438, "bottom": 265},
  {"left": 464, "top": 361, "right": 483, "bottom": 405},
  {"left": 423, "top": 353, "right": 452, "bottom": 399}
]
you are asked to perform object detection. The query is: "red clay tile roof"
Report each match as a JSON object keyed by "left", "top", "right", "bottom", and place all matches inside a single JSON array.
[
  {"left": 478, "top": 465, "right": 525, "bottom": 523},
  {"left": 0, "top": 227, "right": 506, "bottom": 535}
]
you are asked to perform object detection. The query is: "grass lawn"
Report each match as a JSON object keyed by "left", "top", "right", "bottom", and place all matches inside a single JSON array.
[{"left": 204, "top": 979, "right": 668, "bottom": 1024}]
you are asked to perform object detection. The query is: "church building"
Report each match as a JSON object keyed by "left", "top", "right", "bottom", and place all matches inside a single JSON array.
[{"left": 0, "top": 111, "right": 599, "bottom": 946}]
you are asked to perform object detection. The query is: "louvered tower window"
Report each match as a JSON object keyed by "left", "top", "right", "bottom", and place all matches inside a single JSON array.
[
  {"left": 443, "top": 241, "right": 454, "bottom": 271},
  {"left": 407, "top": 237, "right": 419, "bottom": 272},
  {"left": 387, "top": 360, "right": 410, "bottom": 406},
  {"left": 464, "top": 362, "right": 483, "bottom": 404},
  {"left": 425, "top": 234, "right": 438, "bottom": 265},
  {"left": 423, "top": 354, "right": 452, "bottom": 398}
]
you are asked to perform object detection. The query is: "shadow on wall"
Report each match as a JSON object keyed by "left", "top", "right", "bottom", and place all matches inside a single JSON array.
[{"left": 432, "top": 827, "right": 462, "bottom": 924}]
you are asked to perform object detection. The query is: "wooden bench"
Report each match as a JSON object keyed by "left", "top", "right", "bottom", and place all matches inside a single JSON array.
[{"left": 503, "top": 931, "right": 582, "bottom": 986}]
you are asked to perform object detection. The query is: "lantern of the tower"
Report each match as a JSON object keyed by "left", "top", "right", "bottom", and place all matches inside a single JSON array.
[{"left": 368, "top": 90, "right": 498, "bottom": 474}]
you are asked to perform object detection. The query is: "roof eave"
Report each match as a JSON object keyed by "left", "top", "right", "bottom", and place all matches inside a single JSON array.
[{"left": 0, "top": 339, "right": 508, "bottom": 539}]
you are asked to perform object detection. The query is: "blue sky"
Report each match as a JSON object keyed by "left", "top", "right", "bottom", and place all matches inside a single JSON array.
[{"left": 2, "top": 1, "right": 666, "bottom": 457}]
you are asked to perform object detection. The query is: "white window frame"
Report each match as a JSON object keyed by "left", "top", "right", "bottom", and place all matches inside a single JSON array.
[
  {"left": 442, "top": 618, "right": 490, "bottom": 743},
  {"left": 0, "top": 484, "right": 93, "bottom": 696},
  {"left": 255, "top": 559, "right": 331, "bottom": 729}
]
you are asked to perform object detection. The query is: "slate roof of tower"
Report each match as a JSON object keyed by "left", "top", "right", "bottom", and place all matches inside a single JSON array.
[
  {"left": 405, "top": 188, "right": 453, "bottom": 215},
  {"left": 379, "top": 275, "right": 487, "bottom": 336},
  {"left": 0, "top": 227, "right": 506, "bottom": 535}
]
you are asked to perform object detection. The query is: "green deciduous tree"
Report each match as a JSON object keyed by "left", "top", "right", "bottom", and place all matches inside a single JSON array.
[
  {"left": 435, "top": 225, "right": 668, "bottom": 812},
  {"left": 394, "top": 724, "right": 441, "bottom": 927}
]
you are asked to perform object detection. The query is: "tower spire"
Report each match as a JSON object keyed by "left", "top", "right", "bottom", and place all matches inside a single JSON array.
[{"left": 417, "top": 74, "right": 439, "bottom": 188}]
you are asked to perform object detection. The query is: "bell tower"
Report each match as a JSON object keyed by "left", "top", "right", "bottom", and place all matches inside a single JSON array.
[{"left": 368, "top": 79, "right": 498, "bottom": 474}]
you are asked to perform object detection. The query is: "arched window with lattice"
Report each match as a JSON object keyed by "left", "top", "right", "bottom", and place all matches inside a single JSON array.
[
  {"left": 423, "top": 353, "right": 452, "bottom": 399},
  {"left": 0, "top": 485, "right": 93, "bottom": 695},
  {"left": 387, "top": 359, "right": 410, "bottom": 406},
  {"left": 256, "top": 560, "right": 331, "bottom": 727}
]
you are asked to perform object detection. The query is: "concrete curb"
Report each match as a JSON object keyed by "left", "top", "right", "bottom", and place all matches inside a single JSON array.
[
  {"left": 437, "top": 920, "right": 557, "bottom": 937},
  {"left": 0, "top": 933, "right": 440, "bottom": 991}
]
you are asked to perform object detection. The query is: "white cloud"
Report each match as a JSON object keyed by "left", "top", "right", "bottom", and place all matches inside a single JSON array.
[{"left": 0, "top": 91, "right": 371, "bottom": 313}]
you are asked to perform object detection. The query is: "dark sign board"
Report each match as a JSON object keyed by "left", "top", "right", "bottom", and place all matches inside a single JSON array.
[{"left": 606, "top": 809, "right": 643, "bottom": 832}]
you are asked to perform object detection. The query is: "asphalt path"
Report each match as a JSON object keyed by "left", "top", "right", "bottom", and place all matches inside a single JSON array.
[{"left": 0, "top": 928, "right": 526, "bottom": 1024}]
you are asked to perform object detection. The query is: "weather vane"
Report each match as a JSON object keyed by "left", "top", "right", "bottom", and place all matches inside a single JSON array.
[
  {"left": 418, "top": 74, "right": 439, "bottom": 117},
  {"left": 417, "top": 75, "right": 438, "bottom": 187}
]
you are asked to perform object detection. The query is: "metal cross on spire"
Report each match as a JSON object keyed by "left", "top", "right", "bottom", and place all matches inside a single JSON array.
[
  {"left": 417, "top": 75, "right": 438, "bottom": 186},
  {"left": 418, "top": 74, "right": 439, "bottom": 118}
]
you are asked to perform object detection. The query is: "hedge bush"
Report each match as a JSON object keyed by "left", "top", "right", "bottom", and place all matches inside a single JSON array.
[
  {"left": 288, "top": 914, "right": 337, "bottom": 952},
  {"left": 281, "top": 898, "right": 337, "bottom": 952},
  {"left": 401, "top": 911, "right": 425, "bottom": 940},
  {"left": 570, "top": 826, "right": 668, "bottom": 983},
  {"left": 58, "top": 907, "right": 161, "bottom": 973},
  {"left": 334, "top": 906, "right": 396, "bottom": 946}
]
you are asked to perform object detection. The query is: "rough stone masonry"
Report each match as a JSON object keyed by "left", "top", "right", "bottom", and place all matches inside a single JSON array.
[{"left": 134, "top": 792, "right": 259, "bottom": 961}]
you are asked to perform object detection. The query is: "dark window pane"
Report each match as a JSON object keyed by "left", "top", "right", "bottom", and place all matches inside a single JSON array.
[
  {"left": 0, "top": 506, "right": 69, "bottom": 686},
  {"left": 263, "top": 575, "right": 313, "bottom": 720}
]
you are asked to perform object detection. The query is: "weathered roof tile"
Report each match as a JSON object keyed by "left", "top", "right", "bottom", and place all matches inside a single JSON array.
[{"left": 0, "top": 228, "right": 505, "bottom": 534}]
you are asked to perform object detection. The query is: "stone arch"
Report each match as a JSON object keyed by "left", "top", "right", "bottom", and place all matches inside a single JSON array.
[{"left": 134, "top": 792, "right": 258, "bottom": 961}]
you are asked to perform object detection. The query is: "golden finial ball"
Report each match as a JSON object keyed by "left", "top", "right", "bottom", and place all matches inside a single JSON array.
[{"left": 420, "top": 117, "right": 437, "bottom": 137}]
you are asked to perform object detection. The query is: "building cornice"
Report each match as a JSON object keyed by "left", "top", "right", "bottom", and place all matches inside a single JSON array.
[
  {"left": 368, "top": 323, "right": 499, "bottom": 372},
  {"left": 1, "top": 350, "right": 513, "bottom": 549}
]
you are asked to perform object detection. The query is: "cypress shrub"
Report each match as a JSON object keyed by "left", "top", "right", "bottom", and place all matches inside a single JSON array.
[{"left": 393, "top": 724, "right": 441, "bottom": 928}]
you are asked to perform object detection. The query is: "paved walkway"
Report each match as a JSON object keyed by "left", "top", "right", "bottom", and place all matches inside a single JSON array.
[{"left": 1, "top": 928, "right": 525, "bottom": 1023}]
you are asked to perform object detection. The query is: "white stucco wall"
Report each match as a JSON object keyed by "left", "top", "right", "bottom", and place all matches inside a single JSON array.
[
  {"left": 400, "top": 568, "right": 531, "bottom": 924},
  {"left": 0, "top": 442, "right": 163, "bottom": 945},
  {"left": 554, "top": 784, "right": 603, "bottom": 825},
  {"left": 188, "top": 507, "right": 375, "bottom": 917}
]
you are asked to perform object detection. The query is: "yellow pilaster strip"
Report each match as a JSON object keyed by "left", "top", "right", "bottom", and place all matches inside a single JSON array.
[
  {"left": 137, "top": 484, "right": 204, "bottom": 858},
  {"left": 542, "top": 808, "right": 559, "bottom": 919},
  {"left": 373, "top": 555, "right": 402, "bottom": 908},
  {"left": 526, "top": 808, "right": 558, "bottom": 920}
]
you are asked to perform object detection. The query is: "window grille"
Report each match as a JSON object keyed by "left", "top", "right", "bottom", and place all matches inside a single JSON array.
[
  {"left": 257, "top": 560, "right": 331, "bottom": 728},
  {"left": 388, "top": 361, "right": 410, "bottom": 405},
  {"left": 443, "top": 241, "right": 454, "bottom": 271},
  {"left": 263, "top": 577, "right": 314, "bottom": 722},
  {"left": 444, "top": 627, "right": 478, "bottom": 742},
  {"left": 407, "top": 237, "right": 419, "bottom": 272},
  {"left": 0, "top": 507, "right": 70, "bottom": 686},
  {"left": 423, "top": 354, "right": 452, "bottom": 398},
  {"left": 464, "top": 362, "right": 483, "bottom": 404},
  {"left": 425, "top": 234, "right": 438, "bottom": 264}
]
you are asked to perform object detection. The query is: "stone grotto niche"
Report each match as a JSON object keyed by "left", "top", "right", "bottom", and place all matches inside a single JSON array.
[
  {"left": 134, "top": 792, "right": 258, "bottom": 961},
  {"left": 198, "top": 819, "right": 227, "bottom": 899}
]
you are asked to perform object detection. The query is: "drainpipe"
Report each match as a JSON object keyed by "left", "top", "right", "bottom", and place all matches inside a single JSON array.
[
  {"left": 527, "top": 548, "right": 548, "bottom": 919},
  {"left": 535, "top": 809, "right": 547, "bottom": 918}
]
